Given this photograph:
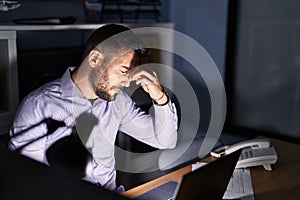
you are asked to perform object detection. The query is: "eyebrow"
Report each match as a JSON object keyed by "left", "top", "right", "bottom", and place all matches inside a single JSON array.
[{"left": 121, "top": 66, "right": 130, "bottom": 70}]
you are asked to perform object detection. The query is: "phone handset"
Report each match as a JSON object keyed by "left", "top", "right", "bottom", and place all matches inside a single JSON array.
[
  {"left": 225, "top": 138, "right": 271, "bottom": 155},
  {"left": 211, "top": 138, "right": 278, "bottom": 171}
]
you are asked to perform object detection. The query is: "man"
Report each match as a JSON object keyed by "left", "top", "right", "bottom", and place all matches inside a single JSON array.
[{"left": 9, "top": 24, "right": 178, "bottom": 192}]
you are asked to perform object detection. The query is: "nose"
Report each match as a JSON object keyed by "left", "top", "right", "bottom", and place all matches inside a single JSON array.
[{"left": 122, "top": 74, "right": 131, "bottom": 88}]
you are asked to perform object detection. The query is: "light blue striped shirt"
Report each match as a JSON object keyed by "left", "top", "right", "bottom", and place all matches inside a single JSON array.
[{"left": 9, "top": 67, "right": 178, "bottom": 191}]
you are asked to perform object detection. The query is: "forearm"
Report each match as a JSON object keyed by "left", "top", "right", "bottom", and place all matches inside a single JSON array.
[
  {"left": 120, "top": 101, "right": 178, "bottom": 149},
  {"left": 152, "top": 101, "right": 178, "bottom": 148},
  {"left": 9, "top": 125, "right": 48, "bottom": 163}
]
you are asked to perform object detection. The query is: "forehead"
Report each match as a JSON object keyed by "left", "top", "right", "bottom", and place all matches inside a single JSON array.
[
  {"left": 117, "top": 51, "right": 136, "bottom": 60},
  {"left": 108, "top": 51, "right": 137, "bottom": 68}
]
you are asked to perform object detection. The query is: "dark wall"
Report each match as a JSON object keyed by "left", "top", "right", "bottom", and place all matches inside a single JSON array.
[
  {"left": 225, "top": 0, "right": 300, "bottom": 143},
  {"left": 0, "top": 0, "right": 86, "bottom": 24}
]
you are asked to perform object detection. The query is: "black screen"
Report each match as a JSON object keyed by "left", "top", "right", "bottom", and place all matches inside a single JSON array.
[{"left": 224, "top": 0, "right": 300, "bottom": 143}]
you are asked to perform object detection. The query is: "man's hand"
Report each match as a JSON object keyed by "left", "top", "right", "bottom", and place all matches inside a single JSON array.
[{"left": 129, "top": 67, "right": 168, "bottom": 105}]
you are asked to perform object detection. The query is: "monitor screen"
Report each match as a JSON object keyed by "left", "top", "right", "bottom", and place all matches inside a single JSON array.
[{"left": 224, "top": 0, "right": 300, "bottom": 143}]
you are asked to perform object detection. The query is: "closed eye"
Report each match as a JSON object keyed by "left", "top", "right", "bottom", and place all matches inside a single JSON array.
[
  {"left": 120, "top": 66, "right": 129, "bottom": 74},
  {"left": 120, "top": 70, "right": 127, "bottom": 74}
]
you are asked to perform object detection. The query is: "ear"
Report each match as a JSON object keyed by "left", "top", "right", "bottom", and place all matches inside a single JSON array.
[{"left": 88, "top": 49, "right": 104, "bottom": 68}]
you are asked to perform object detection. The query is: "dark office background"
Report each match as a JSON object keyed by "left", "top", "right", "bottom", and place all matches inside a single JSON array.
[{"left": 0, "top": 0, "right": 227, "bottom": 76}]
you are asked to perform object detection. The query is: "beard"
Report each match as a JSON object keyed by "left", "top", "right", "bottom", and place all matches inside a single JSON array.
[{"left": 90, "top": 65, "right": 120, "bottom": 102}]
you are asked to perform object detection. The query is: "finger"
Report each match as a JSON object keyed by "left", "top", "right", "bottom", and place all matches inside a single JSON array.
[
  {"left": 132, "top": 71, "right": 154, "bottom": 82},
  {"left": 135, "top": 75, "right": 153, "bottom": 86},
  {"left": 131, "top": 69, "right": 157, "bottom": 83},
  {"left": 128, "top": 67, "right": 143, "bottom": 80},
  {"left": 141, "top": 84, "right": 150, "bottom": 93}
]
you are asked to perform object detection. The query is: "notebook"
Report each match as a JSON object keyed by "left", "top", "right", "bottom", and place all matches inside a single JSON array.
[{"left": 135, "top": 149, "right": 242, "bottom": 200}]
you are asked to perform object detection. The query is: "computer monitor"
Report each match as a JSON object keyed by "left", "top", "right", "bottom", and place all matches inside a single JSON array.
[{"left": 224, "top": 0, "right": 300, "bottom": 144}]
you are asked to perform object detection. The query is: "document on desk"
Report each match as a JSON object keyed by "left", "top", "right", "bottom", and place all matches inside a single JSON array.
[
  {"left": 223, "top": 168, "right": 254, "bottom": 200},
  {"left": 192, "top": 162, "right": 254, "bottom": 200}
]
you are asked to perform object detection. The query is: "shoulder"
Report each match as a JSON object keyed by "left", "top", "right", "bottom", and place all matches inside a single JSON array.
[
  {"left": 17, "top": 79, "right": 62, "bottom": 115},
  {"left": 15, "top": 79, "right": 64, "bottom": 122},
  {"left": 22, "top": 79, "right": 62, "bottom": 102}
]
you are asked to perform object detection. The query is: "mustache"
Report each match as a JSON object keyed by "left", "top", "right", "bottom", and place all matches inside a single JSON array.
[{"left": 110, "top": 85, "right": 124, "bottom": 91}]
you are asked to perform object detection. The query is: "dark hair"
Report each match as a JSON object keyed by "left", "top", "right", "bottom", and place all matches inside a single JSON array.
[{"left": 83, "top": 24, "right": 148, "bottom": 59}]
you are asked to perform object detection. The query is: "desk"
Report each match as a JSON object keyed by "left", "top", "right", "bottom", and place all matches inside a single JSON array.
[{"left": 123, "top": 138, "right": 300, "bottom": 200}]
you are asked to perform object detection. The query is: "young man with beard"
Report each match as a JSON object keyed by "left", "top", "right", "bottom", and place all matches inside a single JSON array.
[{"left": 9, "top": 24, "right": 178, "bottom": 192}]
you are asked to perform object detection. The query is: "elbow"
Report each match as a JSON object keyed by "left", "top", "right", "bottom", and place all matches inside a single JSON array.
[
  {"left": 169, "top": 138, "right": 177, "bottom": 149},
  {"left": 167, "top": 142, "right": 176, "bottom": 149},
  {"left": 163, "top": 134, "right": 177, "bottom": 149}
]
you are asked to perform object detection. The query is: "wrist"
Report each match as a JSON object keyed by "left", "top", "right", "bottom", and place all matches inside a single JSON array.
[{"left": 153, "top": 93, "right": 168, "bottom": 106}]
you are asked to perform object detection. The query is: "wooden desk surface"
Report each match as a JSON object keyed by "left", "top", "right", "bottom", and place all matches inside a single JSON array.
[
  {"left": 250, "top": 138, "right": 300, "bottom": 200},
  {"left": 123, "top": 138, "right": 300, "bottom": 200}
]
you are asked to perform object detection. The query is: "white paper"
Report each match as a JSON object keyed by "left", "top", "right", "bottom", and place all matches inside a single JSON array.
[
  {"left": 223, "top": 168, "right": 254, "bottom": 200},
  {"left": 191, "top": 162, "right": 207, "bottom": 171}
]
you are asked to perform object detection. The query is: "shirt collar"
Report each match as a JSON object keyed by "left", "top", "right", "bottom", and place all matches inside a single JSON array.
[
  {"left": 60, "top": 67, "right": 112, "bottom": 104},
  {"left": 61, "top": 67, "right": 84, "bottom": 98}
]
